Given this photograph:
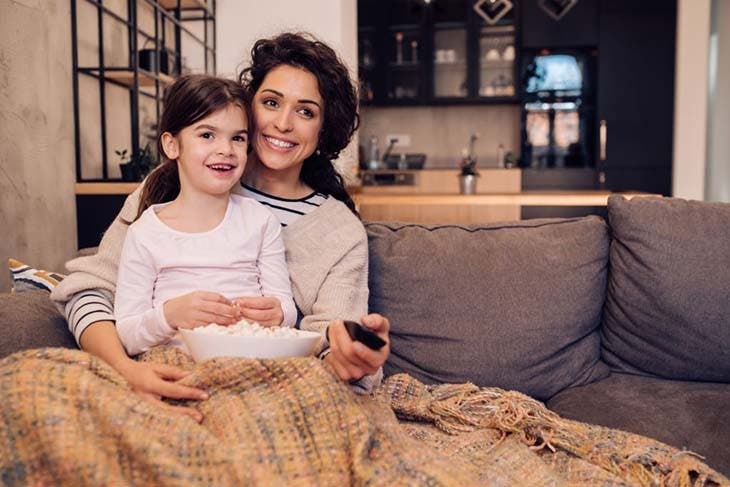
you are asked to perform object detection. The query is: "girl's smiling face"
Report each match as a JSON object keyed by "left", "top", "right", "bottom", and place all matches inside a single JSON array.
[
  {"left": 161, "top": 103, "right": 249, "bottom": 197},
  {"left": 251, "top": 64, "right": 324, "bottom": 175}
]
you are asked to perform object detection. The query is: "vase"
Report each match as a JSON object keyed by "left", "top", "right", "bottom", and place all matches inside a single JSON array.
[
  {"left": 459, "top": 174, "right": 478, "bottom": 195},
  {"left": 119, "top": 163, "right": 139, "bottom": 182}
]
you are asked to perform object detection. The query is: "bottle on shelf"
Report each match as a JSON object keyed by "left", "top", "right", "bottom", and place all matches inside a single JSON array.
[
  {"left": 367, "top": 136, "right": 380, "bottom": 170},
  {"left": 496, "top": 143, "right": 505, "bottom": 167}
]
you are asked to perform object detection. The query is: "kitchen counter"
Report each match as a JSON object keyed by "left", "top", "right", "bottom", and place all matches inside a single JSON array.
[
  {"left": 74, "top": 183, "right": 654, "bottom": 226},
  {"left": 352, "top": 190, "right": 648, "bottom": 206},
  {"left": 352, "top": 191, "right": 654, "bottom": 224}
]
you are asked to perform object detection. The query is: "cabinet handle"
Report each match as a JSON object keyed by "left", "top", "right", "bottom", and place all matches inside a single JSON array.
[{"left": 599, "top": 120, "right": 607, "bottom": 161}]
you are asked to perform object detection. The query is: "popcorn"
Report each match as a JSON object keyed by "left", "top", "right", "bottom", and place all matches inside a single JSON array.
[{"left": 191, "top": 319, "right": 306, "bottom": 338}]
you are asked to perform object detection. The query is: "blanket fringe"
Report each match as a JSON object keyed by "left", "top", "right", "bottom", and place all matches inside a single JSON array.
[{"left": 380, "top": 374, "right": 729, "bottom": 487}]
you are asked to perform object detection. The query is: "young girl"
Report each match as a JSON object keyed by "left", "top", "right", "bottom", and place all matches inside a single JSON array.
[{"left": 114, "top": 74, "right": 296, "bottom": 356}]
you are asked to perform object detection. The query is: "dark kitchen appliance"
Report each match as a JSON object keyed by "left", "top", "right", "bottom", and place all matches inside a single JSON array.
[
  {"left": 519, "top": 49, "right": 596, "bottom": 170},
  {"left": 138, "top": 47, "right": 171, "bottom": 75}
]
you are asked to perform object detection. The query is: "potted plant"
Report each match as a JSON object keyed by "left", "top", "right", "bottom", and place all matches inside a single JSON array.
[{"left": 117, "top": 144, "right": 158, "bottom": 182}]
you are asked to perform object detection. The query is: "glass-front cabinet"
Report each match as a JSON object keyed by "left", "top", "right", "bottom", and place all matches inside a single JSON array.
[
  {"left": 479, "top": 25, "right": 516, "bottom": 97},
  {"left": 432, "top": 0, "right": 468, "bottom": 99},
  {"left": 358, "top": 0, "right": 519, "bottom": 105}
]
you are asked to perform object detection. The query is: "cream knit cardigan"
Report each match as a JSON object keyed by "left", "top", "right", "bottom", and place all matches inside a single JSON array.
[{"left": 52, "top": 184, "right": 381, "bottom": 391}]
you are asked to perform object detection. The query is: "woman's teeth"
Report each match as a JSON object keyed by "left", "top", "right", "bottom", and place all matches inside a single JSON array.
[{"left": 265, "top": 136, "right": 295, "bottom": 149}]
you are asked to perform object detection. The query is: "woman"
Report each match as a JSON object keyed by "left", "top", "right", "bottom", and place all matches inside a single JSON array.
[{"left": 51, "top": 32, "right": 389, "bottom": 421}]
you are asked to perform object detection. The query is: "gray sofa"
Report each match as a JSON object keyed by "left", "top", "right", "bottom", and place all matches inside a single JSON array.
[{"left": 1, "top": 195, "right": 729, "bottom": 475}]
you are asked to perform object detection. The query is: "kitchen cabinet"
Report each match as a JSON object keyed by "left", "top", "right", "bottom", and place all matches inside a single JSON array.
[
  {"left": 357, "top": 0, "right": 519, "bottom": 105},
  {"left": 520, "top": 0, "right": 598, "bottom": 48},
  {"left": 596, "top": 0, "right": 676, "bottom": 195}
]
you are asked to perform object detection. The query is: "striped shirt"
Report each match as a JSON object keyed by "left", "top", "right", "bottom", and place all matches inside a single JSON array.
[{"left": 239, "top": 183, "right": 328, "bottom": 227}]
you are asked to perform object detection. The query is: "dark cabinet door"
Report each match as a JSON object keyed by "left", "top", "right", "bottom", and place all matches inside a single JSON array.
[
  {"left": 521, "top": 0, "right": 598, "bottom": 48},
  {"left": 596, "top": 0, "right": 676, "bottom": 195}
]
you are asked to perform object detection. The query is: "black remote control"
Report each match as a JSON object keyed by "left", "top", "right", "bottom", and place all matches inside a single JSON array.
[{"left": 343, "top": 320, "right": 386, "bottom": 351}]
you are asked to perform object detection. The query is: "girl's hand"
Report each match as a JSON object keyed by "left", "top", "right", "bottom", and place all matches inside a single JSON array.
[
  {"left": 115, "top": 359, "right": 208, "bottom": 423},
  {"left": 163, "top": 291, "right": 239, "bottom": 330},
  {"left": 324, "top": 313, "right": 390, "bottom": 382},
  {"left": 233, "top": 296, "right": 284, "bottom": 327}
]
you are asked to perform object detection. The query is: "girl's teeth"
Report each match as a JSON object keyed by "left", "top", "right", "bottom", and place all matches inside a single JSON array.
[{"left": 266, "top": 136, "right": 294, "bottom": 148}]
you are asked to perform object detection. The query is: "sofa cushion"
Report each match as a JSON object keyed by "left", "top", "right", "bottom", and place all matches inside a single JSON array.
[
  {"left": 8, "top": 258, "right": 65, "bottom": 292},
  {"left": 547, "top": 372, "right": 730, "bottom": 477},
  {"left": 601, "top": 196, "right": 730, "bottom": 382},
  {"left": 0, "top": 291, "right": 77, "bottom": 358},
  {"left": 367, "top": 217, "right": 610, "bottom": 401}
]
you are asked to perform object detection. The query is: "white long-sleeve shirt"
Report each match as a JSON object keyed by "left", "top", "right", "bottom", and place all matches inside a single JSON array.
[{"left": 114, "top": 194, "right": 296, "bottom": 355}]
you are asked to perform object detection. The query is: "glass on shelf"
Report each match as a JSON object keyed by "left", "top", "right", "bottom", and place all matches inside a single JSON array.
[
  {"left": 388, "top": 29, "right": 420, "bottom": 66},
  {"left": 434, "top": 28, "right": 467, "bottom": 98},
  {"left": 479, "top": 25, "right": 516, "bottom": 98},
  {"left": 387, "top": 70, "right": 419, "bottom": 99}
]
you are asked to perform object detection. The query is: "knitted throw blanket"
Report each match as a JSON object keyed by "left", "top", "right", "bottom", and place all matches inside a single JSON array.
[{"left": 0, "top": 348, "right": 727, "bottom": 487}]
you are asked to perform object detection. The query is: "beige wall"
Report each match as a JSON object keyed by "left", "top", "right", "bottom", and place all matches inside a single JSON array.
[
  {"left": 673, "top": 0, "right": 711, "bottom": 200},
  {"left": 359, "top": 105, "right": 521, "bottom": 169},
  {"left": 705, "top": 0, "right": 730, "bottom": 202},
  {"left": 0, "top": 0, "right": 77, "bottom": 293}
]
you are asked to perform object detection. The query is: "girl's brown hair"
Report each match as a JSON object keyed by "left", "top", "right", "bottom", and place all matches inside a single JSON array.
[
  {"left": 239, "top": 32, "right": 360, "bottom": 216},
  {"left": 130, "top": 74, "right": 250, "bottom": 222}
]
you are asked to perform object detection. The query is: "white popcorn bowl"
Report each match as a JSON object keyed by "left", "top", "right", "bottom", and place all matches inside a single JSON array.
[{"left": 179, "top": 327, "right": 322, "bottom": 362}]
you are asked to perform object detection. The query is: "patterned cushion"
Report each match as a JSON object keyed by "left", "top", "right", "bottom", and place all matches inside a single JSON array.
[{"left": 8, "top": 258, "right": 65, "bottom": 293}]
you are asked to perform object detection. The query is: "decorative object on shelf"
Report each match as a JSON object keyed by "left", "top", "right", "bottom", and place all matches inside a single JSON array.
[
  {"left": 496, "top": 143, "right": 505, "bottom": 167},
  {"left": 138, "top": 39, "right": 171, "bottom": 75},
  {"left": 473, "top": 0, "right": 513, "bottom": 26},
  {"left": 503, "top": 45, "right": 515, "bottom": 61},
  {"left": 395, "top": 32, "right": 404, "bottom": 64},
  {"left": 366, "top": 136, "right": 381, "bottom": 170},
  {"left": 504, "top": 151, "right": 518, "bottom": 168},
  {"left": 485, "top": 48, "right": 501, "bottom": 61},
  {"left": 116, "top": 144, "right": 158, "bottom": 182},
  {"left": 538, "top": 0, "right": 578, "bottom": 21},
  {"left": 411, "top": 40, "right": 418, "bottom": 63},
  {"left": 458, "top": 133, "right": 480, "bottom": 194}
]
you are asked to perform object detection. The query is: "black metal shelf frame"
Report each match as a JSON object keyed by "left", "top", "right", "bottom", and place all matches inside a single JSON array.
[{"left": 71, "top": 0, "right": 216, "bottom": 182}]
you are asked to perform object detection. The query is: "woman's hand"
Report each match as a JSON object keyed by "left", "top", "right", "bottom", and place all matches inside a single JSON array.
[
  {"left": 324, "top": 313, "right": 390, "bottom": 382},
  {"left": 115, "top": 358, "right": 209, "bottom": 423},
  {"left": 163, "top": 291, "right": 239, "bottom": 330},
  {"left": 233, "top": 296, "right": 284, "bottom": 327}
]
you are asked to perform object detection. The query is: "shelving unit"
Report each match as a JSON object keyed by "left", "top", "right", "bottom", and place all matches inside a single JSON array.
[{"left": 71, "top": 0, "right": 216, "bottom": 182}]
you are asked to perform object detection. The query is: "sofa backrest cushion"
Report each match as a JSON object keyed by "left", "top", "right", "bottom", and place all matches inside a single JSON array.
[
  {"left": 601, "top": 195, "right": 730, "bottom": 382},
  {"left": 367, "top": 217, "right": 610, "bottom": 401},
  {"left": 0, "top": 290, "right": 77, "bottom": 359}
]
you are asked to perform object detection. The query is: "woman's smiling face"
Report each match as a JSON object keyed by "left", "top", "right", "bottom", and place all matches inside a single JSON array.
[{"left": 251, "top": 64, "right": 324, "bottom": 174}]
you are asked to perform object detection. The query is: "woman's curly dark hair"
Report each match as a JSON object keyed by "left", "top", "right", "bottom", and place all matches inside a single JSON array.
[{"left": 239, "top": 32, "right": 360, "bottom": 216}]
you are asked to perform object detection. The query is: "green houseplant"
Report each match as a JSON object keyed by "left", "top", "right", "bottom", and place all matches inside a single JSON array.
[{"left": 117, "top": 144, "right": 158, "bottom": 182}]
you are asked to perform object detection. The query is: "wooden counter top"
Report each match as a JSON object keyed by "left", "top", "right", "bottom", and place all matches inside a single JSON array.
[
  {"left": 75, "top": 183, "right": 140, "bottom": 195},
  {"left": 352, "top": 191, "right": 652, "bottom": 207}
]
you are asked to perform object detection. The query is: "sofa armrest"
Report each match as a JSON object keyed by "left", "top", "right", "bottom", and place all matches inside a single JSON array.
[{"left": 0, "top": 291, "right": 77, "bottom": 359}]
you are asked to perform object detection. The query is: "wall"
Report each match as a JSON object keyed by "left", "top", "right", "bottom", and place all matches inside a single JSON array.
[
  {"left": 0, "top": 0, "right": 77, "bottom": 293},
  {"left": 359, "top": 105, "right": 521, "bottom": 169},
  {"left": 705, "top": 0, "right": 730, "bottom": 202},
  {"left": 672, "top": 0, "right": 711, "bottom": 200},
  {"left": 216, "top": 0, "right": 359, "bottom": 182}
]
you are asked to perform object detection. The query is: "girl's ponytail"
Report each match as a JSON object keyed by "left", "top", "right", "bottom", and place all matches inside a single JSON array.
[{"left": 127, "top": 161, "right": 180, "bottom": 223}]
